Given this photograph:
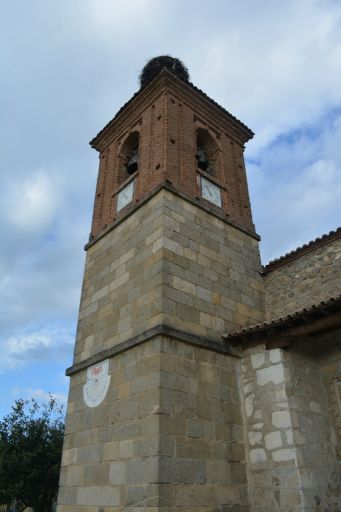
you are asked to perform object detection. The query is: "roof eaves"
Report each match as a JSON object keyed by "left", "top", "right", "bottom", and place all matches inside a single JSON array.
[
  {"left": 223, "top": 293, "right": 341, "bottom": 344},
  {"left": 89, "top": 68, "right": 254, "bottom": 150},
  {"left": 262, "top": 227, "right": 341, "bottom": 273}
]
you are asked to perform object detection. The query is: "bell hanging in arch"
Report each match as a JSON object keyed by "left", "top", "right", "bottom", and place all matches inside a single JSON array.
[
  {"left": 196, "top": 147, "right": 209, "bottom": 172},
  {"left": 126, "top": 147, "right": 139, "bottom": 174}
]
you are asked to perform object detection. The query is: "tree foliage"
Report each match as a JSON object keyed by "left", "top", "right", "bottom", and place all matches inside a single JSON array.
[{"left": 0, "top": 397, "right": 64, "bottom": 512}]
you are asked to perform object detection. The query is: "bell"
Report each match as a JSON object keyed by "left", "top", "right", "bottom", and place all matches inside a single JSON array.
[
  {"left": 196, "top": 147, "right": 209, "bottom": 172},
  {"left": 126, "top": 147, "right": 138, "bottom": 174}
]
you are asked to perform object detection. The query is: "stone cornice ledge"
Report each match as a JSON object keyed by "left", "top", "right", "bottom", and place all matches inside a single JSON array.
[
  {"left": 86, "top": 182, "right": 260, "bottom": 250},
  {"left": 66, "top": 324, "right": 240, "bottom": 376}
]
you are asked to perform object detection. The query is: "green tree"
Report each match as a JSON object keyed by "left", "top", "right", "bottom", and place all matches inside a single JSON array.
[{"left": 0, "top": 396, "right": 64, "bottom": 512}]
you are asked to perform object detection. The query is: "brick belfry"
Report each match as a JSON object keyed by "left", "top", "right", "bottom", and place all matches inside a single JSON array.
[{"left": 57, "top": 56, "right": 266, "bottom": 511}]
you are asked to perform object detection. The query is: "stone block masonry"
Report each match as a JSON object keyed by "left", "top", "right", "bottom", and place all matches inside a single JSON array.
[
  {"left": 58, "top": 186, "right": 266, "bottom": 511},
  {"left": 75, "top": 188, "right": 265, "bottom": 366},
  {"left": 264, "top": 233, "right": 341, "bottom": 321},
  {"left": 240, "top": 335, "right": 341, "bottom": 512},
  {"left": 241, "top": 346, "right": 302, "bottom": 512},
  {"left": 58, "top": 335, "right": 249, "bottom": 511}
]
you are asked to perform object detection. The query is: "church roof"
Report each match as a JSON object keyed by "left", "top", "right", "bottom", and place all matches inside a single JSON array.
[
  {"left": 90, "top": 68, "right": 254, "bottom": 149},
  {"left": 262, "top": 227, "right": 341, "bottom": 273},
  {"left": 223, "top": 293, "right": 341, "bottom": 347}
]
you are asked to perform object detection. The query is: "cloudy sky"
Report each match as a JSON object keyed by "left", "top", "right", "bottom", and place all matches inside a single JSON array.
[{"left": 1, "top": 0, "right": 340, "bottom": 418}]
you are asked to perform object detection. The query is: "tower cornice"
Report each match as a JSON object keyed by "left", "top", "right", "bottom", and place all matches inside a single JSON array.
[{"left": 90, "top": 68, "right": 254, "bottom": 152}]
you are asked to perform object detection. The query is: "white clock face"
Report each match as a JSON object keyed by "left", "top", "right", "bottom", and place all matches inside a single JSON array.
[
  {"left": 201, "top": 176, "right": 222, "bottom": 207},
  {"left": 117, "top": 179, "right": 135, "bottom": 212}
]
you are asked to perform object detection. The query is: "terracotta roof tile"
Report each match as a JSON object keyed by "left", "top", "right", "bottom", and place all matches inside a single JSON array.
[
  {"left": 263, "top": 227, "right": 341, "bottom": 273},
  {"left": 223, "top": 293, "right": 341, "bottom": 343}
]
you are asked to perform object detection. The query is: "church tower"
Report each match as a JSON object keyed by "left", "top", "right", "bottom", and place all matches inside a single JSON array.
[{"left": 57, "top": 57, "right": 265, "bottom": 512}]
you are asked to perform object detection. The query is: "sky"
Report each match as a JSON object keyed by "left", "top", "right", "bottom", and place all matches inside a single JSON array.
[{"left": 0, "top": 0, "right": 340, "bottom": 418}]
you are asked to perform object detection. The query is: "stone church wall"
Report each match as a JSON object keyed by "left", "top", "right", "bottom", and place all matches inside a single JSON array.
[
  {"left": 240, "top": 332, "right": 341, "bottom": 512},
  {"left": 74, "top": 190, "right": 165, "bottom": 364},
  {"left": 155, "top": 336, "right": 248, "bottom": 510},
  {"left": 59, "top": 186, "right": 267, "bottom": 510},
  {"left": 320, "top": 332, "right": 341, "bottom": 465},
  {"left": 75, "top": 188, "right": 265, "bottom": 365},
  {"left": 314, "top": 328, "right": 341, "bottom": 501},
  {"left": 241, "top": 346, "right": 304, "bottom": 511},
  {"left": 58, "top": 334, "right": 251, "bottom": 511},
  {"left": 155, "top": 189, "right": 265, "bottom": 336},
  {"left": 59, "top": 340, "right": 162, "bottom": 510},
  {"left": 285, "top": 341, "right": 341, "bottom": 510},
  {"left": 264, "top": 235, "right": 341, "bottom": 320}
]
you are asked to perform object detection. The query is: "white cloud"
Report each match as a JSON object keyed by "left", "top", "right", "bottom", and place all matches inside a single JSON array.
[
  {"left": 189, "top": 0, "right": 341, "bottom": 153},
  {"left": 4, "top": 172, "right": 57, "bottom": 233},
  {"left": 0, "top": 0, "right": 340, "bottom": 414},
  {"left": 1, "top": 325, "right": 74, "bottom": 373},
  {"left": 0, "top": 164, "right": 88, "bottom": 334},
  {"left": 248, "top": 110, "right": 341, "bottom": 262},
  {"left": 80, "top": 0, "right": 159, "bottom": 37}
]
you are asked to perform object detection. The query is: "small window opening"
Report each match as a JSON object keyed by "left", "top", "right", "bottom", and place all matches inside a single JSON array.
[
  {"left": 126, "top": 146, "right": 138, "bottom": 174},
  {"left": 118, "top": 132, "right": 140, "bottom": 184},
  {"left": 196, "top": 128, "right": 217, "bottom": 175}
]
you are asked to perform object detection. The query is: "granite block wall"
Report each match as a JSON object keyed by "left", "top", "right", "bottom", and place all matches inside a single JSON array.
[
  {"left": 58, "top": 338, "right": 162, "bottom": 512},
  {"left": 320, "top": 330, "right": 341, "bottom": 464},
  {"left": 156, "top": 337, "right": 248, "bottom": 510},
  {"left": 58, "top": 187, "right": 267, "bottom": 511},
  {"left": 264, "top": 236, "right": 341, "bottom": 321},
  {"left": 75, "top": 188, "right": 265, "bottom": 365},
  {"left": 58, "top": 335, "right": 249, "bottom": 511},
  {"left": 287, "top": 339, "right": 341, "bottom": 511},
  {"left": 240, "top": 333, "right": 341, "bottom": 512},
  {"left": 241, "top": 346, "right": 304, "bottom": 512}
]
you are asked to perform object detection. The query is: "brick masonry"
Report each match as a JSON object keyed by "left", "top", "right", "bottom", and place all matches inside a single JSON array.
[{"left": 90, "top": 70, "right": 255, "bottom": 240}]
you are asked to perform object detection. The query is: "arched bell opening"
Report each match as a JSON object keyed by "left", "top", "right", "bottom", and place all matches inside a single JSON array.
[
  {"left": 118, "top": 131, "right": 140, "bottom": 185},
  {"left": 196, "top": 128, "right": 218, "bottom": 176}
]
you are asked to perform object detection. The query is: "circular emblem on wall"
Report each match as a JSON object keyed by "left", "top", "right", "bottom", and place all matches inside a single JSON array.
[{"left": 83, "top": 359, "right": 111, "bottom": 408}]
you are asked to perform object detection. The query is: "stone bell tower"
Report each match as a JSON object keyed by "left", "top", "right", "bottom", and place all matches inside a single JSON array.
[{"left": 57, "top": 56, "right": 265, "bottom": 511}]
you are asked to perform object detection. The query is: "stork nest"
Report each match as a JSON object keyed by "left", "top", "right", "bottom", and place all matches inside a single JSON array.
[{"left": 139, "top": 56, "right": 189, "bottom": 88}]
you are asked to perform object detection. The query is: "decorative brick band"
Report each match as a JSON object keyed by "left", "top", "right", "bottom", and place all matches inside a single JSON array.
[
  {"left": 65, "top": 324, "right": 240, "bottom": 376},
  {"left": 90, "top": 68, "right": 253, "bottom": 151}
]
